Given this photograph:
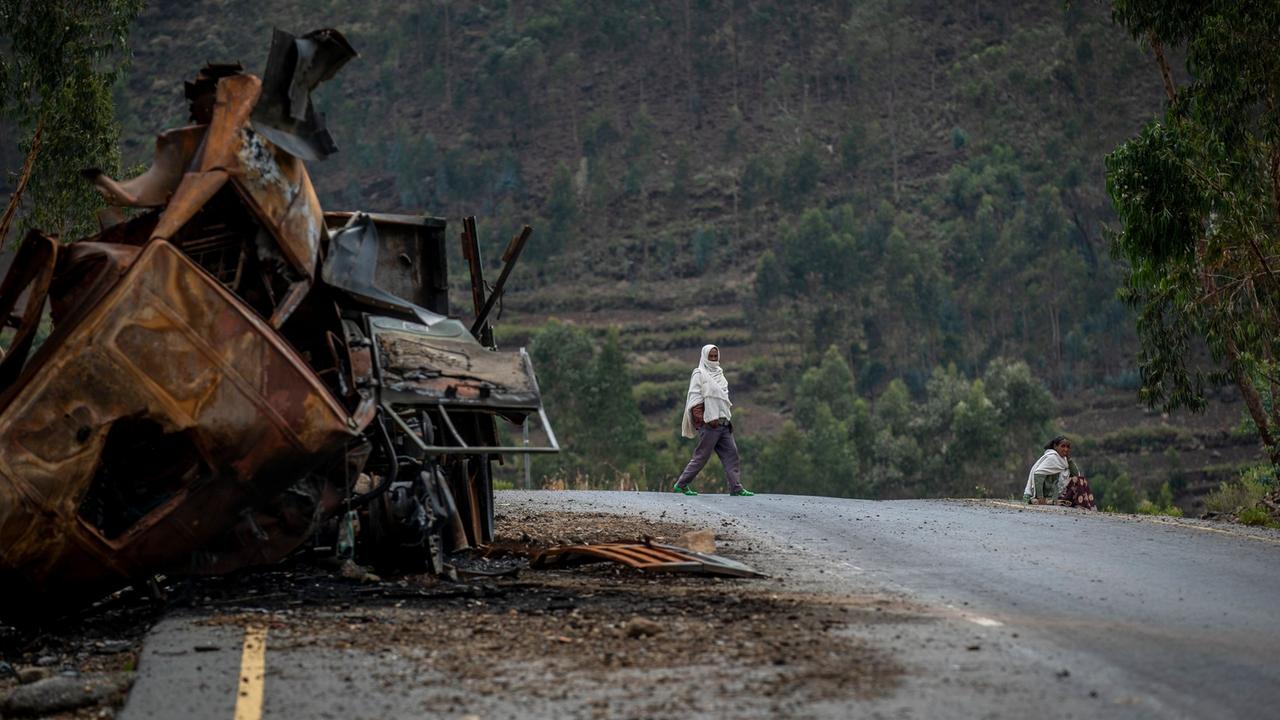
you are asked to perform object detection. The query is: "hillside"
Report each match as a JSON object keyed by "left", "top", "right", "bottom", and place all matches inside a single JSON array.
[{"left": 113, "top": 0, "right": 1266, "bottom": 498}]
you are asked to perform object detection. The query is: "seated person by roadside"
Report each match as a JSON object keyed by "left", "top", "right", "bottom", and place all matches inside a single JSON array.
[{"left": 1023, "top": 435, "right": 1096, "bottom": 510}]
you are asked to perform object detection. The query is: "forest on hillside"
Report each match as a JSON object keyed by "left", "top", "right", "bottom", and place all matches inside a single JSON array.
[
  {"left": 3, "top": 0, "right": 1273, "bottom": 507},
  {"left": 109, "top": 0, "right": 1163, "bottom": 390}
]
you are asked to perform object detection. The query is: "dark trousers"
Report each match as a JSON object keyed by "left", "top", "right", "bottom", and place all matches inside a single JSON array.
[{"left": 675, "top": 424, "right": 742, "bottom": 492}]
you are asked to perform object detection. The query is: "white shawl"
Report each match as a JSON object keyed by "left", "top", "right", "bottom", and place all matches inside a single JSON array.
[
  {"left": 1023, "top": 448, "right": 1070, "bottom": 498},
  {"left": 680, "top": 344, "right": 733, "bottom": 438}
]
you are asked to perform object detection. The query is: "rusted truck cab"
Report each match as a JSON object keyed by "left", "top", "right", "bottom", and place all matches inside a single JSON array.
[{"left": 0, "top": 29, "right": 554, "bottom": 617}]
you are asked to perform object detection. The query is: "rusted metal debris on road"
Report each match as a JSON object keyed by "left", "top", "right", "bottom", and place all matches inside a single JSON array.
[
  {"left": 530, "top": 541, "right": 766, "bottom": 579},
  {"left": 0, "top": 27, "right": 559, "bottom": 618}
]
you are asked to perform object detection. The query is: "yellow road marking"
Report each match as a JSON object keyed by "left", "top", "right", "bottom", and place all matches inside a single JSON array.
[
  {"left": 234, "top": 626, "right": 267, "bottom": 720},
  {"left": 987, "top": 500, "right": 1280, "bottom": 546}
]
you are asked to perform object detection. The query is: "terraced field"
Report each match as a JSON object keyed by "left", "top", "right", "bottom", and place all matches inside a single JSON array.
[{"left": 488, "top": 272, "right": 1265, "bottom": 510}]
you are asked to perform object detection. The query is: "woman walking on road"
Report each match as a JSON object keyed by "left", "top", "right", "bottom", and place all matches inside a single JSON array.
[
  {"left": 673, "top": 344, "right": 754, "bottom": 497},
  {"left": 1024, "top": 435, "right": 1095, "bottom": 509}
]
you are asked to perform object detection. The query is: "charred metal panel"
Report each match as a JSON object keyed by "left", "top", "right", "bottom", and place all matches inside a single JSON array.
[
  {"left": 370, "top": 317, "right": 540, "bottom": 410},
  {"left": 252, "top": 28, "right": 357, "bottom": 162},
  {"left": 0, "top": 241, "right": 354, "bottom": 612},
  {"left": 84, "top": 126, "right": 207, "bottom": 208},
  {"left": 0, "top": 231, "right": 58, "bottom": 393},
  {"left": 321, "top": 213, "right": 445, "bottom": 324},
  {"left": 531, "top": 542, "right": 766, "bottom": 578},
  {"left": 324, "top": 211, "right": 449, "bottom": 315}
]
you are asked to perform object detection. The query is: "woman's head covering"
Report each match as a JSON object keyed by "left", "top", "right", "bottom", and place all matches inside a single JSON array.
[
  {"left": 1023, "top": 444, "right": 1072, "bottom": 499},
  {"left": 697, "top": 344, "right": 729, "bottom": 401},
  {"left": 681, "top": 344, "right": 731, "bottom": 438}
]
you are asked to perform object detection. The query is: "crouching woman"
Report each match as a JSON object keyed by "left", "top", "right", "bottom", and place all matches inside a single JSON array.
[{"left": 1023, "top": 435, "right": 1095, "bottom": 509}]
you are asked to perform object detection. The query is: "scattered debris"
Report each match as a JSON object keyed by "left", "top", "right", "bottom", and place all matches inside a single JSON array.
[
  {"left": 92, "top": 640, "right": 133, "bottom": 655},
  {"left": 530, "top": 540, "right": 765, "bottom": 578},
  {"left": 336, "top": 560, "right": 382, "bottom": 584},
  {"left": 1, "top": 672, "right": 133, "bottom": 717},
  {"left": 623, "top": 616, "right": 664, "bottom": 639},
  {"left": 15, "top": 667, "right": 51, "bottom": 685},
  {"left": 0, "top": 26, "right": 557, "bottom": 619},
  {"left": 494, "top": 511, "right": 697, "bottom": 548},
  {"left": 673, "top": 528, "right": 718, "bottom": 554},
  {"left": 199, "top": 562, "right": 907, "bottom": 714}
]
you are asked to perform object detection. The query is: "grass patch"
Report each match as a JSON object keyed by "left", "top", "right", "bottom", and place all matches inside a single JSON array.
[
  {"left": 631, "top": 360, "right": 693, "bottom": 383},
  {"left": 1135, "top": 499, "right": 1183, "bottom": 517},
  {"left": 1134, "top": 481, "right": 1183, "bottom": 517},
  {"left": 1237, "top": 507, "right": 1278, "bottom": 528},
  {"left": 621, "top": 327, "right": 751, "bottom": 352},
  {"left": 634, "top": 380, "right": 687, "bottom": 412},
  {"left": 1203, "top": 465, "right": 1272, "bottom": 515},
  {"left": 1203, "top": 464, "right": 1278, "bottom": 527},
  {"left": 493, "top": 321, "right": 546, "bottom": 347},
  {"left": 613, "top": 313, "right": 750, "bottom": 337},
  {"left": 1083, "top": 425, "right": 1191, "bottom": 453}
]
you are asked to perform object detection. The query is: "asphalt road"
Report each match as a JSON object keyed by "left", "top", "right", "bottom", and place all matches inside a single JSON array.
[{"left": 120, "top": 491, "right": 1280, "bottom": 719}]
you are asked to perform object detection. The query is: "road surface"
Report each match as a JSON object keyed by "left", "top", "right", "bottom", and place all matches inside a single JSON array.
[{"left": 120, "top": 491, "right": 1280, "bottom": 719}]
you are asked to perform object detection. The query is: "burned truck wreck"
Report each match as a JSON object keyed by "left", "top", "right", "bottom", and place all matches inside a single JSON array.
[{"left": 0, "top": 29, "right": 556, "bottom": 616}]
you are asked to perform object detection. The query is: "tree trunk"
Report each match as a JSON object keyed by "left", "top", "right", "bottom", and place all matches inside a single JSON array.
[
  {"left": 730, "top": 10, "right": 740, "bottom": 110},
  {"left": 1198, "top": 236, "right": 1279, "bottom": 465},
  {"left": 0, "top": 119, "right": 44, "bottom": 246},
  {"left": 1226, "top": 337, "right": 1279, "bottom": 464},
  {"left": 1148, "top": 33, "right": 1177, "bottom": 104}
]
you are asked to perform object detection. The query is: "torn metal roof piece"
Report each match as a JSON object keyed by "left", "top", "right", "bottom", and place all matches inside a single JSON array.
[
  {"left": 185, "top": 63, "right": 245, "bottom": 124},
  {"left": 83, "top": 126, "right": 206, "bottom": 208},
  {"left": 530, "top": 541, "right": 766, "bottom": 578},
  {"left": 92, "top": 71, "right": 328, "bottom": 290},
  {"left": 252, "top": 27, "right": 357, "bottom": 162}
]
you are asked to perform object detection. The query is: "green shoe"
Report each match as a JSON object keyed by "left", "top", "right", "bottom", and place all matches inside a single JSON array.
[
  {"left": 673, "top": 482, "right": 698, "bottom": 496},
  {"left": 730, "top": 488, "right": 755, "bottom": 497}
]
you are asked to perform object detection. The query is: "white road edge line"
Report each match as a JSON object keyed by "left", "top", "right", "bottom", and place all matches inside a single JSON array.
[
  {"left": 987, "top": 500, "right": 1280, "bottom": 546},
  {"left": 946, "top": 603, "right": 1005, "bottom": 627}
]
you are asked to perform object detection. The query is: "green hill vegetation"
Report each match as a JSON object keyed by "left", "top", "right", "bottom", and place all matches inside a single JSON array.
[{"left": 5, "top": 0, "right": 1268, "bottom": 503}]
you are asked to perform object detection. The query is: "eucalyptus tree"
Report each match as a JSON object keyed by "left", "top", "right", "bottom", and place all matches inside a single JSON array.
[
  {"left": 0, "top": 0, "right": 141, "bottom": 243},
  {"left": 1107, "top": 0, "right": 1280, "bottom": 466}
]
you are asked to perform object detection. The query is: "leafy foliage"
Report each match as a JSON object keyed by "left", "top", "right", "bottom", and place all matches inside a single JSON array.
[
  {"left": 1092, "top": 470, "right": 1142, "bottom": 514},
  {"left": 1107, "top": 0, "right": 1280, "bottom": 466},
  {"left": 104, "top": 1, "right": 1265, "bottom": 496},
  {"left": 1203, "top": 463, "right": 1275, "bottom": 515},
  {"left": 529, "top": 322, "right": 654, "bottom": 484},
  {"left": 1136, "top": 482, "right": 1183, "bottom": 516},
  {"left": 0, "top": 0, "right": 142, "bottom": 242},
  {"left": 748, "top": 347, "right": 1054, "bottom": 498}
]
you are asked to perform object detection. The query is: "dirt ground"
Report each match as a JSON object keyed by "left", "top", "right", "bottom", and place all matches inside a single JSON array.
[
  {"left": 201, "top": 510, "right": 909, "bottom": 717},
  {"left": 2, "top": 508, "right": 916, "bottom": 718},
  {"left": 0, "top": 590, "right": 157, "bottom": 719}
]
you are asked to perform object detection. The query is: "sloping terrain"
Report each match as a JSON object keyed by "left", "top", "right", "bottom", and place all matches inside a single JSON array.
[{"left": 114, "top": 1, "right": 1265, "bottom": 496}]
